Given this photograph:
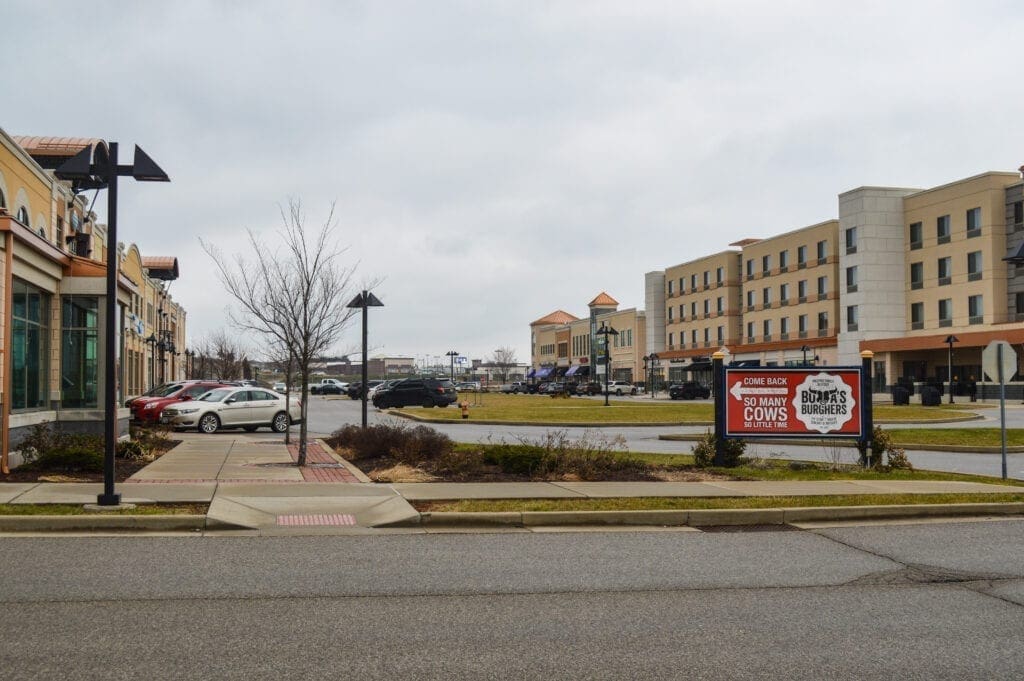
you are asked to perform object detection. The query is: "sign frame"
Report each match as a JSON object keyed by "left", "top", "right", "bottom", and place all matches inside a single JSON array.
[{"left": 721, "top": 365, "right": 866, "bottom": 440}]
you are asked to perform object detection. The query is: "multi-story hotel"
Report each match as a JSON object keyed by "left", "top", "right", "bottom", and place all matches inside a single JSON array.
[{"left": 0, "top": 130, "right": 186, "bottom": 463}]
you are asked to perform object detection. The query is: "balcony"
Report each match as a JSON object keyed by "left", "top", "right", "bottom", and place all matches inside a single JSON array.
[
  {"left": 911, "top": 321, "right": 924, "bottom": 330},
  {"left": 938, "top": 234, "right": 950, "bottom": 245},
  {"left": 938, "top": 276, "right": 951, "bottom": 286},
  {"left": 846, "top": 285, "right": 857, "bottom": 293},
  {"left": 969, "top": 315, "right": 983, "bottom": 325},
  {"left": 911, "top": 281, "right": 923, "bottom": 290},
  {"left": 799, "top": 330, "right": 808, "bottom": 339},
  {"left": 967, "top": 228, "right": 981, "bottom": 239},
  {"left": 939, "top": 318, "right": 953, "bottom": 327},
  {"left": 798, "top": 296, "right": 807, "bottom": 304},
  {"left": 968, "top": 272, "right": 982, "bottom": 282},
  {"left": 910, "top": 241, "right": 923, "bottom": 250},
  {"left": 780, "top": 333, "right": 789, "bottom": 341},
  {"left": 817, "top": 256, "right": 828, "bottom": 265}
]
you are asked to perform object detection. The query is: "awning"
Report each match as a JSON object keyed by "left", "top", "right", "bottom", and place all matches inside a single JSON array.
[
  {"left": 576, "top": 365, "right": 590, "bottom": 377},
  {"left": 729, "top": 360, "right": 761, "bottom": 368},
  {"left": 565, "top": 365, "right": 580, "bottom": 376},
  {"left": 527, "top": 369, "right": 536, "bottom": 378},
  {"left": 536, "top": 367, "right": 553, "bottom": 378},
  {"left": 689, "top": 361, "right": 713, "bottom": 371}
]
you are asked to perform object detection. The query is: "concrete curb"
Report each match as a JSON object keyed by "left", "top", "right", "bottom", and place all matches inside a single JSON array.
[
  {"left": 382, "top": 410, "right": 713, "bottom": 428},
  {"left": 315, "top": 438, "right": 374, "bottom": 483},
  {"left": 0, "top": 514, "right": 208, "bottom": 532},
  {"left": 657, "top": 432, "right": 1024, "bottom": 453},
  {"left": 406, "top": 502, "right": 1024, "bottom": 528}
]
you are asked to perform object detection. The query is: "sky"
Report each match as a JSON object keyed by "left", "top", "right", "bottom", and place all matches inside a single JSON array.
[{"left": 5, "top": 0, "right": 1024, "bottom": 367}]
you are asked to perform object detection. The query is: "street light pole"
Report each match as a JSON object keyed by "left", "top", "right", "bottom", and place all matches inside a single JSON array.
[
  {"left": 801, "top": 344, "right": 810, "bottom": 366},
  {"left": 945, "top": 335, "right": 959, "bottom": 404},
  {"left": 596, "top": 324, "right": 619, "bottom": 407},
  {"left": 650, "top": 353, "right": 659, "bottom": 399},
  {"left": 446, "top": 350, "right": 458, "bottom": 382},
  {"left": 347, "top": 290, "right": 384, "bottom": 428}
]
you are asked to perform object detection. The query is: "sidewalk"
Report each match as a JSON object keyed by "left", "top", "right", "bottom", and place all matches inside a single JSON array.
[{"left": 1, "top": 432, "right": 1023, "bottom": 534}]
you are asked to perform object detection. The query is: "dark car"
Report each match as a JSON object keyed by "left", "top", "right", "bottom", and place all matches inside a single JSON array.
[
  {"left": 669, "top": 381, "right": 711, "bottom": 400},
  {"left": 346, "top": 380, "right": 383, "bottom": 399},
  {"left": 372, "top": 378, "right": 458, "bottom": 409}
]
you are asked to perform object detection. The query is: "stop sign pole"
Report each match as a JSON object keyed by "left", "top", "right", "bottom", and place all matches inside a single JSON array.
[{"left": 983, "top": 340, "right": 1016, "bottom": 480}]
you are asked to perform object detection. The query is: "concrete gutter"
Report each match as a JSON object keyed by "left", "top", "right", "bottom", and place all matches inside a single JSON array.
[
  {"left": 0, "top": 514, "right": 210, "bottom": 532},
  {"left": 401, "top": 502, "right": 1024, "bottom": 529}
]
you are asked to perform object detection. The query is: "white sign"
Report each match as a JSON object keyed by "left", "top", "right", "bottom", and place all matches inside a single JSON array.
[
  {"left": 792, "top": 373, "right": 856, "bottom": 434},
  {"left": 982, "top": 341, "right": 1017, "bottom": 382}
]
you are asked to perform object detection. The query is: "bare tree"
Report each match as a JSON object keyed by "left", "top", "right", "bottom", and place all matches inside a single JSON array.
[
  {"left": 201, "top": 330, "right": 248, "bottom": 380},
  {"left": 202, "top": 200, "right": 359, "bottom": 464},
  {"left": 488, "top": 346, "right": 518, "bottom": 383}
]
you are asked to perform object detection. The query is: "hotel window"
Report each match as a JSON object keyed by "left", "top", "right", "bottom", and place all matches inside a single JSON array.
[
  {"left": 937, "top": 256, "right": 952, "bottom": 285},
  {"left": 690, "top": 274, "right": 697, "bottom": 290},
  {"left": 746, "top": 322, "right": 754, "bottom": 343},
  {"left": 703, "top": 271, "right": 710, "bottom": 288},
  {"left": 717, "top": 325, "right": 724, "bottom": 342},
  {"left": 817, "top": 311, "right": 829, "bottom": 335},
  {"left": 845, "top": 226, "right": 857, "bottom": 254},
  {"left": 1016, "top": 292, "right": 1024, "bottom": 320},
  {"left": 967, "top": 251, "right": 982, "bottom": 281},
  {"left": 762, "top": 287, "right": 771, "bottom": 307},
  {"left": 846, "top": 305, "right": 859, "bottom": 332},
  {"left": 797, "top": 245, "right": 807, "bottom": 268},
  {"left": 1015, "top": 202, "right": 1023, "bottom": 229},
  {"left": 668, "top": 332, "right": 674, "bottom": 348},
  {"left": 816, "top": 240, "right": 828, "bottom": 264},
  {"left": 780, "top": 317, "right": 789, "bottom": 339},
  {"left": 667, "top": 305, "right": 673, "bottom": 321},
  {"left": 798, "top": 314, "right": 808, "bottom": 337},
  {"left": 910, "top": 262, "right": 924, "bottom": 290},
  {"left": 716, "top": 296, "right": 724, "bottom": 313},
  {"left": 690, "top": 301, "right": 697, "bottom": 318},
  {"left": 61, "top": 296, "right": 100, "bottom": 409},
  {"left": 937, "top": 215, "right": 951, "bottom": 244},
  {"left": 703, "top": 328, "right": 710, "bottom": 345},
  {"left": 779, "top": 250, "right": 789, "bottom": 272},
  {"left": 11, "top": 279, "right": 51, "bottom": 410},
  {"left": 691, "top": 329, "right": 698, "bottom": 346},
  {"left": 667, "top": 280, "right": 674, "bottom": 296},
  {"left": 716, "top": 266, "right": 724, "bottom": 284},
  {"left": 745, "top": 259, "right": 754, "bottom": 279},
  {"left": 938, "top": 298, "right": 952, "bottom": 327},
  {"left": 966, "top": 207, "right": 981, "bottom": 237},
  {"left": 762, "top": 319, "right": 772, "bottom": 341},
  {"left": 679, "top": 304, "right": 685, "bottom": 320},
  {"left": 746, "top": 290, "right": 755, "bottom": 310},
  {"left": 968, "top": 295, "right": 983, "bottom": 325},
  {"left": 798, "top": 279, "right": 807, "bottom": 302},
  {"left": 703, "top": 299, "right": 710, "bottom": 316},
  {"left": 679, "top": 277, "right": 685, "bottom": 293},
  {"left": 846, "top": 266, "right": 858, "bottom": 293},
  {"left": 761, "top": 254, "right": 771, "bottom": 275},
  {"left": 780, "top": 283, "right": 789, "bottom": 305},
  {"left": 909, "top": 221, "right": 923, "bottom": 249},
  {"left": 816, "top": 275, "right": 828, "bottom": 298},
  {"left": 911, "top": 302, "right": 924, "bottom": 330}
]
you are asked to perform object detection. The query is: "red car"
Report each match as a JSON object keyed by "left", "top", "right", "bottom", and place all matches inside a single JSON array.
[{"left": 130, "top": 381, "right": 233, "bottom": 423}]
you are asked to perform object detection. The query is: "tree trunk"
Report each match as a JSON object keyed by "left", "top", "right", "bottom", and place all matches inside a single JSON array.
[{"left": 297, "top": 366, "right": 309, "bottom": 466}]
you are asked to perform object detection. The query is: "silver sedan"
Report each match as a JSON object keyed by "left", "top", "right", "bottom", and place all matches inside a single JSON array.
[{"left": 161, "top": 387, "right": 303, "bottom": 433}]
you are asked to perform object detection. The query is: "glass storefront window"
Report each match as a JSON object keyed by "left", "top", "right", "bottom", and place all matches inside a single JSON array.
[
  {"left": 61, "top": 296, "right": 99, "bottom": 408},
  {"left": 11, "top": 279, "right": 50, "bottom": 410}
]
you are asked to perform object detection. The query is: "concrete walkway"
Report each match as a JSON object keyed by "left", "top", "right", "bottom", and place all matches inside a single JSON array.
[{"left": 1, "top": 432, "right": 1022, "bottom": 534}]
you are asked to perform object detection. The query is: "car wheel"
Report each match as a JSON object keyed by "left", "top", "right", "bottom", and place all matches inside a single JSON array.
[
  {"left": 421, "top": 399, "right": 434, "bottom": 408},
  {"left": 243, "top": 426, "right": 258, "bottom": 432},
  {"left": 198, "top": 413, "right": 220, "bottom": 434},
  {"left": 630, "top": 388, "right": 637, "bottom": 395},
  {"left": 615, "top": 389, "right": 623, "bottom": 396},
  {"left": 271, "top": 411, "right": 290, "bottom": 433}
]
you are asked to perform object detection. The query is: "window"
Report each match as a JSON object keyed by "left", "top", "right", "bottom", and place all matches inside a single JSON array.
[
  {"left": 679, "top": 277, "right": 685, "bottom": 293},
  {"left": 909, "top": 222, "right": 923, "bottom": 249},
  {"left": 845, "top": 227, "right": 857, "bottom": 254},
  {"left": 797, "top": 245, "right": 807, "bottom": 268},
  {"left": 1015, "top": 202, "right": 1023, "bottom": 229},
  {"left": 937, "top": 256, "right": 952, "bottom": 285},
  {"left": 762, "top": 287, "right": 771, "bottom": 307},
  {"left": 746, "top": 290, "right": 755, "bottom": 310},
  {"left": 779, "top": 250, "right": 789, "bottom": 272},
  {"left": 967, "top": 251, "right": 982, "bottom": 281},
  {"left": 61, "top": 296, "right": 99, "bottom": 409},
  {"left": 817, "top": 275, "right": 828, "bottom": 298},
  {"left": 798, "top": 280, "right": 807, "bottom": 302},
  {"left": 679, "top": 304, "right": 685, "bottom": 320},
  {"left": 761, "top": 254, "right": 771, "bottom": 275},
  {"left": 11, "top": 279, "right": 50, "bottom": 410},
  {"left": 0, "top": 187, "right": 5, "bottom": 209},
  {"left": 667, "top": 305, "right": 673, "bottom": 321},
  {"left": 690, "top": 274, "right": 697, "bottom": 291},
  {"left": 910, "top": 262, "right": 924, "bottom": 290},
  {"left": 762, "top": 319, "right": 771, "bottom": 341},
  {"left": 846, "top": 266, "right": 858, "bottom": 293},
  {"left": 746, "top": 322, "right": 754, "bottom": 342},
  {"left": 55, "top": 216, "right": 63, "bottom": 248},
  {"left": 745, "top": 259, "right": 754, "bottom": 279},
  {"left": 968, "top": 295, "right": 983, "bottom": 324},
  {"left": 1017, "top": 292, "right": 1024, "bottom": 320},
  {"left": 716, "top": 266, "right": 724, "bottom": 284},
  {"left": 911, "top": 302, "right": 924, "bottom": 330},
  {"left": 667, "top": 280, "right": 674, "bottom": 296},
  {"left": 716, "top": 296, "right": 724, "bottom": 314},
  {"left": 703, "top": 328, "right": 710, "bottom": 345},
  {"left": 938, "top": 298, "right": 952, "bottom": 327},
  {"left": 780, "top": 317, "right": 789, "bottom": 339},
  {"left": 717, "top": 325, "right": 724, "bottom": 342},
  {"left": 690, "top": 302, "right": 697, "bottom": 318},
  {"left": 816, "top": 240, "right": 828, "bottom": 264},
  {"left": 779, "top": 283, "right": 789, "bottom": 305},
  {"left": 16, "top": 206, "right": 30, "bottom": 225},
  {"left": 966, "top": 207, "right": 981, "bottom": 237},
  {"left": 691, "top": 329, "right": 698, "bottom": 346},
  {"left": 668, "top": 332, "right": 674, "bottom": 348},
  {"left": 817, "top": 311, "right": 829, "bottom": 336},
  {"left": 703, "top": 299, "right": 710, "bottom": 316},
  {"left": 937, "top": 215, "right": 951, "bottom": 244},
  {"left": 703, "top": 270, "right": 710, "bottom": 288},
  {"left": 798, "top": 314, "right": 808, "bottom": 337},
  {"left": 846, "top": 305, "right": 859, "bottom": 332}
]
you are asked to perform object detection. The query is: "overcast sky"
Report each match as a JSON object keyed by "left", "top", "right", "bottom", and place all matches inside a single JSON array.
[{"left": 5, "top": 1, "right": 1024, "bottom": 367}]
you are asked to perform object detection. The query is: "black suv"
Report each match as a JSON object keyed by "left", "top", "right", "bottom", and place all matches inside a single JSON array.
[
  {"left": 372, "top": 378, "right": 458, "bottom": 409},
  {"left": 669, "top": 381, "right": 711, "bottom": 400},
  {"left": 347, "top": 380, "right": 383, "bottom": 399}
]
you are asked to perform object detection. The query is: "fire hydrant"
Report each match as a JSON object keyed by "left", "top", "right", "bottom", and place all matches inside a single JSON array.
[{"left": 460, "top": 401, "right": 470, "bottom": 419}]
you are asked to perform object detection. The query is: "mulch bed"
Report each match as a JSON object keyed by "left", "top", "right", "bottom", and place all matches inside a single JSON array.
[{"left": 2, "top": 440, "right": 181, "bottom": 484}]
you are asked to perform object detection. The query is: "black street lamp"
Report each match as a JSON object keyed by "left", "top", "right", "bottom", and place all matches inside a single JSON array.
[
  {"left": 801, "top": 344, "right": 811, "bottom": 366},
  {"left": 56, "top": 142, "right": 169, "bottom": 506},
  {"left": 446, "top": 350, "right": 458, "bottom": 382},
  {"left": 944, "top": 335, "right": 959, "bottom": 404},
  {"left": 145, "top": 334, "right": 159, "bottom": 389},
  {"left": 347, "top": 290, "right": 384, "bottom": 428},
  {"left": 649, "top": 353, "right": 659, "bottom": 399},
  {"left": 596, "top": 323, "right": 619, "bottom": 406}
]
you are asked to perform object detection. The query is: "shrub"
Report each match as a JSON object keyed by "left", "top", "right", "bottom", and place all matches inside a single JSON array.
[
  {"left": 35, "top": 434, "right": 104, "bottom": 472},
  {"left": 326, "top": 422, "right": 454, "bottom": 465},
  {"left": 483, "top": 444, "right": 548, "bottom": 475},
  {"left": 692, "top": 430, "right": 746, "bottom": 468},
  {"left": 116, "top": 439, "right": 147, "bottom": 461},
  {"left": 130, "top": 423, "right": 173, "bottom": 455},
  {"left": 856, "top": 426, "right": 912, "bottom": 471}
]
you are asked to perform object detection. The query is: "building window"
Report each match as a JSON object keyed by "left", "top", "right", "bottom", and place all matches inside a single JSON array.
[
  {"left": 667, "top": 280, "right": 673, "bottom": 296},
  {"left": 690, "top": 301, "right": 697, "bottom": 318},
  {"left": 909, "top": 222, "right": 923, "bottom": 249},
  {"left": 61, "top": 296, "right": 99, "bottom": 408},
  {"left": 679, "top": 304, "right": 685, "bottom": 320},
  {"left": 667, "top": 305, "right": 673, "bottom": 321},
  {"left": 762, "top": 319, "right": 771, "bottom": 342},
  {"left": 968, "top": 295, "right": 983, "bottom": 325},
  {"left": 690, "top": 274, "right": 697, "bottom": 291},
  {"left": 779, "top": 250, "right": 789, "bottom": 272},
  {"left": 668, "top": 332, "right": 674, "bottom": 348},
  {"left": 703, "top": 299, "right": 710, "bottom": 316},
  {"left": 845, "top": 226, "right": 857, "bottom": 254},
  {"left": 1015, "top": 202, "right": 1023, "bottom": 229},
  {"left": 937, "top": 215, "right": 951, "bottom": 244},
  {"left": 816, "top": 240, "right": 828, "bottom": 264},
  {"left": 746, "top": 290, "right": 755, "bottom": 310},
  {"left": 846, "top": 266, "right": 858, "bottom": 293},
  {"left": 16, "top": 206, "right": 30, "bottom": 225},
  {"left": 911, "top": 302, "right": 925, "bottom": 330},
  {"left": 798, "top": 279, "right": 807, "bottom": 302},
  {"left": 746, "top": 322, "right": 754, "bottom": 343},
  {"left": 816, "top": 276, "right": 828, "bottom": 298},
  {"left": 703, "top": 270, "right": 710, "bottom": 288},
  {"left": 937, "top": 256, "right": 952, "bottom": 285},
  {"left": 762, "top": 287, "right": 771, "bottom": 307},
  {"left": 745, "top": 259, "right": 754, "bottom": 279},
  {"left": 779, "top": 283, "right": 789, "bottom": 305},
  {"left": 717, "top": 325, "right": 724, "bottom": 342},
  {"left": 703, "top": 328, "right": 710, "bottom": 345},
  {"left": 0, "top": 187, "right": 5, "bottom": 209},
  {"left": 761, "top": 255, "right": 771, "bottom": 275},
  {"left": 817, "top": 311, "right": 829, "bottom": 336},
  {"left": 938, "top": 298, "right": 952, "bottom": 327},
  {"left": 716, "top": 266, "right": 724, "bottom": 284},
  {"left": 691, "top": 329, "right": 697, "bottom": 346},
  {"left": 1016, "top": 292, "right": 1024, "bottom": 320},
  {"left": 966, "top": 207, "right": 981, "bottom": 237},
  {"left": 797, "top": 245, "right": 807, "bottom": 268},
  {"left": 678, "top": 277, "right": 685, "bottom": 293},
  {"left": 55, "top": 216, "right": 63, "bottom": 248},
  {"left": 910, "top": 262, "right": 924, "bottom": 290},
  {"left": 967, "top": 251, "right": 982, "bottom": 281},
  {"left": 11, "top": 279, "right": 51, "bottom": 410},
  {"left": 798, "top": 314, "right": 808, "bottom": 337},
  {"left": 846, "top": 305, "right": 859, "bottom": 332},
  {"left": 780, "top": 316, "right": 789, "bottom": 339},
  {"left": 716, "top": 296, "right": 724, "bottom": 313}
]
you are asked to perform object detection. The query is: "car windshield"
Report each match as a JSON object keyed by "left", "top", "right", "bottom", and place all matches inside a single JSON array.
[
  {"left": 198, "top": 388, "right": 233, "bottom": 402},
  {"left": 154, "top": 383, "right": 184, "bottom": 397}
]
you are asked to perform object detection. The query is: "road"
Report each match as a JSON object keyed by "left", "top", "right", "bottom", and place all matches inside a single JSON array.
[
  {"left": 2, "top": 520, "right": 1023, "bottom": 679},
  {"left": 302, "top": 396, "right": 1024, "bottom": 480}
]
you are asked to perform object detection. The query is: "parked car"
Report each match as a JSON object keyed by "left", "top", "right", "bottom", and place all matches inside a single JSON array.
[
  {"left": 272, "top": 382, "right": 288, "bottom": 393},
  {"left": 161, "top": 386, "right": 303, "bottom": 433},
  {"left": 669, "top": 381, "right": 711, "bottom": 400},
  {"left": 346, "top": 380, "right": 384, "bottom": 399},
  {"left": 125, "top": 382, "right": 180, "bottom": 409},
  {"left": 311, "top": 378, "right": 348, "bottom": 395},
  {"left": 456, "top": 381, "right": 481, "bottom": 392},
  {"left": 500, "top": 381, "right": 529, "bottom": 394},
  {"left": 372, "top": 378, "right": 458, "bottom": 409},
  {"left": 130, "top": 381, "right": 233, "bottom": 423},
  {"left": 603, "top": 380, "right": 639, "bottom": 396},
  {"left": 367, "top": 379, "right": 401, "bottom": 400}
]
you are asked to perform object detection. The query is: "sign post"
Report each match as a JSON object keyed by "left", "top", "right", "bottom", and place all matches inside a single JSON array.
[{"left": 982, "top": 340, "right": 1016, "bottom": 479}]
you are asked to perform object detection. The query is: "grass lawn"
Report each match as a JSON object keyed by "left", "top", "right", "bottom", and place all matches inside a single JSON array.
[
  {"left": 885, "top": 428, "right": 1024, "bottom": 448},
  {"left": 0, "top": 503, "right": 208, "bottom": 516},
  {"left": 393, "top": 394, "right": 975, "bottom": 424},
  {"left": 415, "top": 493, "right": 1024, "bottom": 513}
]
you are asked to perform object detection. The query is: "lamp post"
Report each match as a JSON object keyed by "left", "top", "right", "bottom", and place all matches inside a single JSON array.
[
  {"left": 649, "top": 353, "right": 659, "bottom": 399},
  {"left": 446, "top": 350, "right": 458, "bottom": 382},
  {"left": 944, "top": 335, "right": 959, "bottom": 404},
  {"left": 596, "top": 324, "right": 619, "bottom": 406},
  {"left": 347, "top": 290, "right": 384, "bottom": 428},
  {"left": 145, "top": 334, "right": 159, "bottom": 390},
  {"left": 801, "top": 344, "right": 811, "bottom": 366},
  {"left": 642, "top": 355, "right": 650, "bottom": 394},
  {"left": 56, "top": 141, "right": 169, "bottom": 506}
]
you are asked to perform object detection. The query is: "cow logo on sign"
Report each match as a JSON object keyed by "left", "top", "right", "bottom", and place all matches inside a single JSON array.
[{"left": 792, "top": 372, "right": 855, "bottom": 433}]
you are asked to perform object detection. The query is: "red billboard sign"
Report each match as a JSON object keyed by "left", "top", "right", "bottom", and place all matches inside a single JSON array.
[{"left": 724, "top": 368, "right": 863, "bottom": 438}]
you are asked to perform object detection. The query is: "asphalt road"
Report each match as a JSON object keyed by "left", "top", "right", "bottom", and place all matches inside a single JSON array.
[
  {"left": 303, "top": 395, "right": 1024, "bottom": 480},
  {"left": 2, "top": 520, "right": 1023, "bottom": 679}
]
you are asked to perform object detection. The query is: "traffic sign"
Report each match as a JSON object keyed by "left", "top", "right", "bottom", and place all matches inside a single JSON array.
[{"left": 982, "top": 341, "right": 1017, "bottom": 382}]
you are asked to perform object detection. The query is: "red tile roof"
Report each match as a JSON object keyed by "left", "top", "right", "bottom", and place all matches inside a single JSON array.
[
  {"left": 11, "top": 136, "right": 105, "bottom": 157},
  {"left": 588, "top": 292, "right": 618, "bottom": 307},
  {"left": 531, "top": 310, "right": 580, "bottom": 326}
]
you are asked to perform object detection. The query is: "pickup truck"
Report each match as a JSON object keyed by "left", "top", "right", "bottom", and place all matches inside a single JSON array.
[
  {"left": 500, "top": 381, "right": 529, "bottom": 394},
  {"left": 310, "top": 378, "right": 348, "bottom": 395}
]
